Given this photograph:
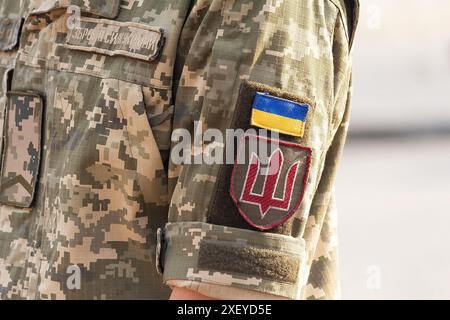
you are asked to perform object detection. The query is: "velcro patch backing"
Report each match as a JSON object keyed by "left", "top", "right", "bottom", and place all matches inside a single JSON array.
[
  {"left": 198, "top": 241, "right": 300, "bottom": 284},
  {"left": 65, "top": 18, "right": 165, "bottom": 62},
  {"left": 207, "top": 80, "right": 314, "bottom": 235}
]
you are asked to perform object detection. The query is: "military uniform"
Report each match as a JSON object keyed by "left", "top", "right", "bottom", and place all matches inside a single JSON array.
[{"left": 0, "top": 0, "right": 359, "bottom": 300}]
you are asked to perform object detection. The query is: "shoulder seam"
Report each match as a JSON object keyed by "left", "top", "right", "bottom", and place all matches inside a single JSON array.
[
  {"left": 327, "top": 0, "right": 359, "bottom": 50},
  {"left": 328, "top": 0, "right": 349, "bottom": 45}
]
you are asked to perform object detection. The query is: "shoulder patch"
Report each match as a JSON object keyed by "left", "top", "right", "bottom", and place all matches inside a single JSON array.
[
  {"left": 230, "top": 134, "right": 312, "bottom": 230},
  {"left": 251, "top": 92, "right": 310, "bottom": 138},
  {"left": 206, "top": 81, "right": 315, "bottom": 234},
  {"left": 65, "top": 18, "right": 165, "bottom": 62}
]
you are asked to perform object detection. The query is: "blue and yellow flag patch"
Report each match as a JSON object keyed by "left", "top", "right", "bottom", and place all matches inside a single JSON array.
[{"left": 251, "top": 92, "right": 310, "bottom": 138}]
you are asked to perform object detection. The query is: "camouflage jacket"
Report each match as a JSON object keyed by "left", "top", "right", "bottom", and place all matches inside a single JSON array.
[{"left": 0, "top": 0, "right": 359, "bottom": 300}]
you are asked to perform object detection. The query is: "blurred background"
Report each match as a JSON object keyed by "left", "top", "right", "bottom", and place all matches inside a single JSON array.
[{"left": 337, "top": 0, "right": 450, "bottom": 299}]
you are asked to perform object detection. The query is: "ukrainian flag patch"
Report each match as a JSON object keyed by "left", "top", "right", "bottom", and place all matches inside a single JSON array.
[{"left": 251, "top": 92, "right": 310, "bottom": 138}]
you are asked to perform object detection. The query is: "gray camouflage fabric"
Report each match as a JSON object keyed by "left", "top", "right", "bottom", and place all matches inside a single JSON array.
[
  {"left": 0, "top": 93, "right": 43, "bottom": 208},
  {"left": 0, "top": 0, "right": 359, "bottom": 300}
]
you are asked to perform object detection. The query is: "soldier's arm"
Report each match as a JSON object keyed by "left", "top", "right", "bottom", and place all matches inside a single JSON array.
[{"left": 159, "top": 0, "right": 359, "bottom": 300}]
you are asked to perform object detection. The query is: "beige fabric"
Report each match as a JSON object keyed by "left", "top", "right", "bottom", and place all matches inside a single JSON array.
[{"left": 168, "top": 280, "right": 289, "bottom": 300}]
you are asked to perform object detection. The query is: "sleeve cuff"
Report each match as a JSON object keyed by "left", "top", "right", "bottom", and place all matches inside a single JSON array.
[
  {"left": 158, "top": 222, "right": 306, "bottom": 300},
  {"left": 167, "top": 280, "right": 290, "bottom": 300}
]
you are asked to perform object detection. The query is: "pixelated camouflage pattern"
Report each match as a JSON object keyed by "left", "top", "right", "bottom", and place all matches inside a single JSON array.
[
  {"left": 0, "top": 0, "right": 192, "bottom": 300},
  {"left": 31, "top": 0, "right": 121, "bottom": 19},
  {"left": 303, "top": 194, "right": 341, "bottom": 299},
  {"left": 163, "top": 222, "right": 305, "bottom": 298},
  {"left": 0, "top": 0, "right": 358, "bottom": 300},
  {"left": 164, "top": 0, "right": 358, "bottom": 300},
  {"left": 0, "top": 93, "right": 43, "bottom": 207}
]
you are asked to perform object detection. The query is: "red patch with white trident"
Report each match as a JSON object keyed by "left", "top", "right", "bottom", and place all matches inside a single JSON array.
[{"left": 230, "top": 135, "right": 312, "bottom": 230}]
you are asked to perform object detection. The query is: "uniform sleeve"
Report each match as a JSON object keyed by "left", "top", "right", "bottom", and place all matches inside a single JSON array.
[
  {"left": 158, "top": 0, "right": 359, "bottom": 300},
  {"left": 302, "top": 76, "right": 354, "bottom": 300}
]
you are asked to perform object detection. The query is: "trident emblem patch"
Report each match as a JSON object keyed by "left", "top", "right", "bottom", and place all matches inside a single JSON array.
[{"left": 230, "top": 135, "right": 312, "bottom": 230}]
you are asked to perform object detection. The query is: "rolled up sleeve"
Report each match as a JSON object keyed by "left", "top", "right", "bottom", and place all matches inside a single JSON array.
[
  {"left": 158, "top": 0, "right": 359, "bottom": 299},
  {"left": 161, "top": 222, "right": 305, "bottom": 299}
]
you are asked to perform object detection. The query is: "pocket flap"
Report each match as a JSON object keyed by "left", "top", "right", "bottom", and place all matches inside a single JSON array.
[
  {"left": 0, "top": 17, "right": 22, "bottom": 51},
  {"left": 31, "top": 0, "right": 121, "bottom": 19},
  {"left": 0, "top": 92, "right": 43, "bottom": 208}
]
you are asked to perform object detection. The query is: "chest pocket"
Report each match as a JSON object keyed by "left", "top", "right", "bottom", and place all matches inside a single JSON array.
[
  {"left": 3, "top": 1, "right": 191, "bottom": 208},
  {"left": 30, "top": 0, "right": 178, "bottom": 151},
  {"left": 0, "top": 92, "right": 43, "bottom": 207},
  {"left": 0, "top": 14, "right": 25, "bottom": 206}
]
